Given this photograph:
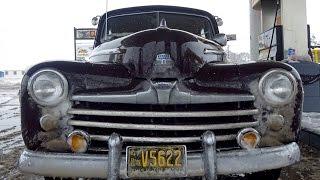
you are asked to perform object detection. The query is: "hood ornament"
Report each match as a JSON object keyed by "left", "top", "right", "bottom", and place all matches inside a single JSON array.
[
  {"left": 156, "top": 53, "right": 173, "bottom": 65},
  {"left": 159, "top": 18, "right": 168, "bottom": 28}
]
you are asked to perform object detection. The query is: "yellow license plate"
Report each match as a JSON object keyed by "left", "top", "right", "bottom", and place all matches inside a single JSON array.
[{"left": 126, "top": 145, "right": 187, "bottom": 178}]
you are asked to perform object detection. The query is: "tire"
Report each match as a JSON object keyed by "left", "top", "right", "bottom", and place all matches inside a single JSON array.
[{"left": 246, "top": 169, "right": 281, "bottom": 180}]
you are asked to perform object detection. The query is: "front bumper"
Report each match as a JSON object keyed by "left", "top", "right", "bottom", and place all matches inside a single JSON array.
[{"left": 19, "top": 140, "right": 300, "bottom": 179}]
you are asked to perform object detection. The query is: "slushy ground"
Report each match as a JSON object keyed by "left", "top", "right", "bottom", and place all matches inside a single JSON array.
[
  {"left": 303, "top": 113, "right": 320, "bottom": 135},
  {"left": 0, "top": 78, "right": 319, "bottom": 179}
]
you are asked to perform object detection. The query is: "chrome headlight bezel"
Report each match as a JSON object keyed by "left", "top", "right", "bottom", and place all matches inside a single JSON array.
[
  {"left": 27, "top": 69, "right": 68, "bottom": 106},
  {"left": 258, "top": 69, "right": 297, "bottom": 106}
]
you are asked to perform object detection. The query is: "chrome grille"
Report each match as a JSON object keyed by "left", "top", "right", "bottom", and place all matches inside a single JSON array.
[{"left": 68, "top": 97, "right": 259, "bottom": 153}]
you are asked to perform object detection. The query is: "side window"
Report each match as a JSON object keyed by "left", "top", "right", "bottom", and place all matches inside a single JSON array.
[
  {"left": 5, "top": 71, "right": 8, "bottom": 75},
  {"left": 13, "top": 71, "right": 17, "bottom": 75}
]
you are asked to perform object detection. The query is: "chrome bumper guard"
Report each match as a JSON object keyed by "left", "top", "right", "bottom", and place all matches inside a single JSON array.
[{"left": 19, "top": 132, "right": 300, "bottom": 179}]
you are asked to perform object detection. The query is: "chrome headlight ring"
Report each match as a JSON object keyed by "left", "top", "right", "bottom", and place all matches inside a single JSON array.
[
  {"left": 258, "top": 69, "right": 297, "bottom": 106},
  {"left": 27, "top": 69, "right": 68, "bottom": 106}
]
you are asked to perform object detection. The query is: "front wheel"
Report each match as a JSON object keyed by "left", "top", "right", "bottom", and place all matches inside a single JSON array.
[{"left": 246, "top": 169, "right": 281, "bottom": 180}]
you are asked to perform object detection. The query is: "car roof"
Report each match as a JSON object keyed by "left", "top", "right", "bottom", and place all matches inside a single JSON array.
[
  {"left": 108, "top": 5, "right": 213, "bottom": 17},
  {"left": 106, "top": 5, "right": 219, "bottom": 33}
]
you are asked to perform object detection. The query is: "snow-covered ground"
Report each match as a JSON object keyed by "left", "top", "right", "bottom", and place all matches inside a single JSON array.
[
  {"left": 0, "top": 78, "right": 22, "bottom": 154},
  {"left": 0, "top": 77, "right": 22, "bottom": 87},
  {"left": 302, "top": 113, "right": 320, "bottom": 135}
]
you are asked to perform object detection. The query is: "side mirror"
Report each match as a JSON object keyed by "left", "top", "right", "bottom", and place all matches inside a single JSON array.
[
  {"left": 215, "top": 16, "right": 223, "bottom": 26},
  {"left": 213, "top": 33, "right": 227, "bottom": 46},
  {"left": 227, "top": 34, "right": 237, "bottom": 41},
  {"left": 91, "top": 16, "right": 100, "bottom": 26}
]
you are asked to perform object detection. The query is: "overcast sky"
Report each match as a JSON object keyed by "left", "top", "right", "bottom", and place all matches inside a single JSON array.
[{"left": 0, "top": 0, "right": 319, "bottom": 70}]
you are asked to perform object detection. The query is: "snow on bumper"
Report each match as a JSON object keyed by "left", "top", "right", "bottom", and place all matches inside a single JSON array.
[{"left": 18, "top": 142, "right": 300, "bottom": 179}]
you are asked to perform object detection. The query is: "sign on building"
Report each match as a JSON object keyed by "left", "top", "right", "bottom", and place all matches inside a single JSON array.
[{"left": 74, "top": 28, "right": 97, "bottom": 61}]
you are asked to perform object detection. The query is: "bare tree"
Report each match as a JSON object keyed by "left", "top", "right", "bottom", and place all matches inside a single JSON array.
[
  {"left": 227, "top": 51, "right": 251, "bottom": 63},
  {"left": 311, "top": 35, "right": 320, "bottom": 46}
]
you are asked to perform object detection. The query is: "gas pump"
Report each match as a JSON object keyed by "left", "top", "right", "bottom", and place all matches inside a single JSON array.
[
  {"left": 258, "top": 26, "right": 283, "bottom": 61},
  {"left": 250, "top": 0, "right": 320, "bottom": 112},
  {"left": 251, "top": 0, "right": 308, "bottom": 61},
  {"left": 308, "top": 25, "right": 320, "bottom": 64}
]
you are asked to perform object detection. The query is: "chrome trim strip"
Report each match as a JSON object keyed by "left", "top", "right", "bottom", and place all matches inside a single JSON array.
[
  {"left": 68, "top": 120, "right": 259, "bottom": 131},
  {"left": 18, "top": 143, "right": 301, "bottom": 178},
  {"left": 90, "top": 49, "right": 122, "bottom": 58},
  {"left": 90, "top": 134, "right": 236, "bottom": 143},
  {"left": 67, "top": 109, "right": 259, "bottom": 118},
  {"left": 204, "top": 48, "right": 225, "bottom": 55},
  {"left": 73, "top": 94, "right": 138, "bottom": 104},
  {"left": 190, "top": 94, "right": 255, "bottom": 104},
  {"left": 71, "top": 93, "right": 255, "bottom": 104}
]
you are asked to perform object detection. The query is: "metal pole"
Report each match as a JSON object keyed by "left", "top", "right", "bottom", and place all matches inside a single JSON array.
[
  {"left": 74, "top": 27, "right": 77, "bottom": 60},
  {"left": 105, "top": 0, "right": 109, "bottom": 41},
  {"left": 249, "top": 0, "right": 262, "bottom": 61}
]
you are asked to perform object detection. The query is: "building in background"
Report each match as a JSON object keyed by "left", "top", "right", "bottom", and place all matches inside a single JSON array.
[{"left": 0, "top": 70, "right": 25, "bottom": 78}]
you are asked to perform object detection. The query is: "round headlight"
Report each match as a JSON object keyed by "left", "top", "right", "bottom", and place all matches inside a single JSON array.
[
  {"left": 259, "top": 70, "right": 297, "bottom": 106},
  {"left": 28, "top": 69, "right": 68, "bottom": 106}
]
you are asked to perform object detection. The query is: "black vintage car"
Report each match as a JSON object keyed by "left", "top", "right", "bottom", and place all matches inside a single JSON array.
[{"left": 19, "top": 5, "right": 303, "bottom": 180}]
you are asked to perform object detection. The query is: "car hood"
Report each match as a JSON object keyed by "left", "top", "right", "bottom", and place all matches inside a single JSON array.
[{"left": 90, "top": 27, "right": 225, "bottom": 79}]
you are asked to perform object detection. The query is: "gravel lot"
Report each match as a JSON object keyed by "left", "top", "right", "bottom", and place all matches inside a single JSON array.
[{"left": 0, "top": 78, "right": 319, "bottom": 180}]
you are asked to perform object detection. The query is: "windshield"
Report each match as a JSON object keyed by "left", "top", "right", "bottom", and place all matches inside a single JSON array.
[{"left": 101, "top": 12, "right": 214, "bottom": 42}]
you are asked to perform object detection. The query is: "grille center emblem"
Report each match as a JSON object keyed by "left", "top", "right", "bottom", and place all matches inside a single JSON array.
[{"left": 152, "top": 81, "right": 177, "bottom": 104}]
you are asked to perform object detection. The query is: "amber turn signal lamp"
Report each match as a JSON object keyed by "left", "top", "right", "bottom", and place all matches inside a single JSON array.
[
  {"left": 237, "top": 128, "right": 261, "bottom": 150},
  {"left": 67, "top": 130, "right": 90, "bottom": 153}
]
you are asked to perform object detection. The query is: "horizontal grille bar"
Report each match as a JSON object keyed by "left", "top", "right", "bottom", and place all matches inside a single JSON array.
[
  {"left": 90, "top": 134, "right": 236, "bottom": 143},
  {"left": 68, "top": 120, "right": 259, "bottom": 131},
  {"left": 72, "top": 94, "right": 256, "bottom": 104},
  {"left": 68, "top": 109, "right": 259, "bottom": 118}
]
